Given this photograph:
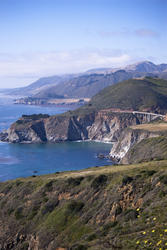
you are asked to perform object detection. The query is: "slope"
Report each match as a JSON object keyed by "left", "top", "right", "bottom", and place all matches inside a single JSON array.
[
  {"left": 0, "top": 161, "right": 167, "bottom": 249},
  {"left": 86, "top": 77, "right": 167, "bottom": 114}
]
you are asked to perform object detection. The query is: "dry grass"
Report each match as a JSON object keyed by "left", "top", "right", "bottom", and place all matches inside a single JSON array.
[
  {"left": 17, "top": 160, "right": 167, "bottom": 183},
  {"left": 130, "top": 123, "right": 167, "bottom": 132}
]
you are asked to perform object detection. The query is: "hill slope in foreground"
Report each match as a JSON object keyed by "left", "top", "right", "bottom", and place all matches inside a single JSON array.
[{"left": 0, "top": 161, "right": 167, "bottom": 249}]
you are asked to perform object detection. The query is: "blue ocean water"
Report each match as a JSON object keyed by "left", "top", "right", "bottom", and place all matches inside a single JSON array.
[{"left": 0, "top": 95, "right": 112, "bottom": 181}]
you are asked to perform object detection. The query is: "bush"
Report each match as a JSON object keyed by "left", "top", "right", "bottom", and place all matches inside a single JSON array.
[
  {"left": 102, "top": 221, "right": 118, "bottom": 235},
  {"left": 28, "top": 205, "right": 40, "bottom": 220},
  {"left": 87, "top": 233, "right": 97, "bottom": 241},
  {"left": 159, "top": 175, "right": 167, "bottom": 184},
  {"left": 70, "top": 245, "right": 87, "bottom": 250},
  {"left": 44, "top": 180, "right": 55, "bottom": 192},
  {"left": 122, "top": 176, "right": 133, "bottom": 185},
  {"left": 124, "top": 209, "right": 138, "bottom": 221},
  {"left": 15, "top": 206, "right": 24, "bottom": 220},
  {"left": 66, "top": 200, "right": 84, "bottom": 214},
  {"left": 145, "top": 170, "right": 157, "bottom": 176},
  {"left": 41, "top": 199, "right": 59, "bottom": 215},
  {"left": 67, "top": 177, "right": 84, "bottom": 187},
  {"left": 19, "top": 242, "right": 29, "bottom": 250},
  {"left": 22, "top": 114, "right": 50, "bottom": 120},
  {"left": 91, "top": 175, "right": 107, "bottom": 189}
]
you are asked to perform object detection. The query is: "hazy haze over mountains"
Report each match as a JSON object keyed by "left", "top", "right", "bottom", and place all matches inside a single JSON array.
[{"left": 4, "top": 61, "right": 167, "bottom": 99}]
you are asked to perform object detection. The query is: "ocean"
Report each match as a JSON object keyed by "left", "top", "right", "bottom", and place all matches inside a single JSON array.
[{"left": 0, "top": 95, "right": 112, "bottom": 181}]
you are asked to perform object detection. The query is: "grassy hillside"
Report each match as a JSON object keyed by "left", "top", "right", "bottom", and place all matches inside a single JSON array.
[
  {"left": 86, "top": 77, "right": 167, "bottom": 114},
  {"left": 0, "top": 161, "right": 167, "bottom": 249},
  {"left": 122, "top": 136, "right": 167, "bottom": 164}
]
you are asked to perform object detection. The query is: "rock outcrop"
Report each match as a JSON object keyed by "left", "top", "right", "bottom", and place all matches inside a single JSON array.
[
  {"left": 109, "top": 127, "right": 161, "bottom": 163},
  {"left": 0, "top": 111, "right": 157, "bottom": 144}
]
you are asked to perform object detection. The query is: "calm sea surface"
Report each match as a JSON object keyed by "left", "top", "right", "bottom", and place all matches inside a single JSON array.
[{"left": 0, "top": 94, "right": 112, "bottom": 181}]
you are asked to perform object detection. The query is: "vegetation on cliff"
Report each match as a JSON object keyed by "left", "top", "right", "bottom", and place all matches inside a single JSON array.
[
  {"left": 86, "top": 77, "right": 167, "bottom": 114},
  {"left": 0, "top": 161, "right": 167, "bottom": 249},
  {"left": 122, "top": 136, "right": 167, "bottom": 164}
]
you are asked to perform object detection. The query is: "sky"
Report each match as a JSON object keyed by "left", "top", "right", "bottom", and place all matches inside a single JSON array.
[{"left": 0, "top": 0, "right": 166, "bottom": 88}]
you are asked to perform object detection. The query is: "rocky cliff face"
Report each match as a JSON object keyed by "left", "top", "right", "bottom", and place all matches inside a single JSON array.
[
  {"left": 109, "top": 128, "right": 161, "bottom": 163},
  {"left": 0, "top": 111, "right": 156, "bottom": 144}
]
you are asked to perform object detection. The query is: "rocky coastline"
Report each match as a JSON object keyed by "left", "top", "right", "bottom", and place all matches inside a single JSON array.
[{"left": 0, "top": 110, "right": 161, "bottom": 163}]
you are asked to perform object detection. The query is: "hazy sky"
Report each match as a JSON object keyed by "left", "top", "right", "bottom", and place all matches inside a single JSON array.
[{"left": 0, "top": 0, "right": 166, "bottom": 88}]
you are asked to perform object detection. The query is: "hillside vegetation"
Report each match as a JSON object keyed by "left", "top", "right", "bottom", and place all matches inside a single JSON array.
[
  {"left": 87, "top": 77, "right": 167, "bottom": 114},
  {"left": 122, "top": 136, "right": 167, "bottom": 164},
  {"left": 0, "top": 161, "right": 167, "bottom": 249}
]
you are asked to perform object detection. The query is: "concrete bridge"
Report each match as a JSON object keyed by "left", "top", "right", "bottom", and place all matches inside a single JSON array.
[
  {"left": 131, "top": 111, "right": 165, "bottom": 120},
  {"left": 100, "top": 108, "right": 166, "bottom": 121}
]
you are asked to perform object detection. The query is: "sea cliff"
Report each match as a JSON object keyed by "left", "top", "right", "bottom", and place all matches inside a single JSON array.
[{"left": 0, "top": 110, "right": 156, "bottom": 144}]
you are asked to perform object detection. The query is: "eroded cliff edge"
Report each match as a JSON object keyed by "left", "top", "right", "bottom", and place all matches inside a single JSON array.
[
  {"left": 0, "top": 110, "right": 156, "bottom": 144},
  {"left": 110, "top": 123, "right": 167, "bottom": 164}
]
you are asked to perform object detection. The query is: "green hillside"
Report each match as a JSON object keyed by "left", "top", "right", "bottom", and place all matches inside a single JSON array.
[
  {"left": 122, "top": 136, "right": 167, "bottom": 164},
  {"left": 1, "top": 161, "right": 167, "bottom": 249},
  {"left": 86, "top": 77, "right": 167, "bottom": 113}
]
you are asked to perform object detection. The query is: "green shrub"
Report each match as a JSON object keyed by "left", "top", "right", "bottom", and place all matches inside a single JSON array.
[
  {"left": 22, "top": 114, "right": 50, "bottom": 120},
  {"left": 44, "top": 180, "right": 54, "bottom": 192},
  {"left": 145, "top": 170, "right": 156, "bottom": 176},
  {"left": 87, "top": 233, "right": 97, "bottom": 241},
  {"left": 28, "top": 205, "right": 40, "bottom": 220},
  {"left": 159, "top": 175, "right": 167, "bottom": 184},
  {"left": 15, "top": 206, "right": 24, "bottom": 220},
  {"left": 67, "top": 177, "right": 84, "bottom": 187},
  {"left": 41, "top": 199, "right": 59, "bottom": 215},
  {"left": 66, "top": 200, "right": 84, "bottom": 214},
  {"left": 122, "top": 176, "right": 133, "bottom": 185},
  {"left": 91, "top": 174, "right": 107, "bottom": 189},
  {"left": 19, "top": 242, "right": 29, "bottom": 250}
]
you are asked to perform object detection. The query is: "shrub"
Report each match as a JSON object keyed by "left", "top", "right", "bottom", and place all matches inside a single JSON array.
[
  {"left": 91, "top": 174, "right": 107, "bottom": 189},
  {"left": 41, "top": 199, "right": 59, "bottom": 215},
  {"left": 66, "top": 200, "right": 84, "bottom": 214},
  {"left": 122, "top": 176, "right": 133, "bottom": 185},
  {"left": 159, "top": 175, "right": 167, "bottom": 184},
  {"left": 22, "top": 114, "right": 50, "bottom": 120},
  {"left": 87, "top": 233, "right": 97, "bottom": 241},
  {"left": 67, "top": 177, "right": 84, "bottom": 187},
  {"left": 28, "top": 205, "right": 40, "bottom": 220},
  {"left": 145, "top": 170, "right": 156, "bottom": 176},
  {"left": 70, "top": 244, "right": 87, "bottom": 250},
  {"left": 44, "top": 180, "right": 55, "bottom": 192},
  {"left": 19, "top": 242, "right": 29, "bottom": 250},
  {"left": 15, "top": 206, "right": 24, "bottom": 220}
]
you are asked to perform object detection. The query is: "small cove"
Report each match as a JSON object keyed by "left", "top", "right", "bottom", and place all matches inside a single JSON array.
[{"left": 0, "top": 96, "right": 112, "bottom": 181}]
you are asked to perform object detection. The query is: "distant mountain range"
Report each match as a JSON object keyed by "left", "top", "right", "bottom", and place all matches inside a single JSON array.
[{"left": 2, "top": 61, "right": 167, "bottom": 99}]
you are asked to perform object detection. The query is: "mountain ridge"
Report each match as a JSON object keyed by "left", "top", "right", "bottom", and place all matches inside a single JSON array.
[{"left": 2, "top": 61, "right": 167, "bottom": 100}]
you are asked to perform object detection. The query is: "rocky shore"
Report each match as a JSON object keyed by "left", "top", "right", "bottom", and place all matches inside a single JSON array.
[{"left": 0, "top": 110, "right": 163, "bottom": 165}]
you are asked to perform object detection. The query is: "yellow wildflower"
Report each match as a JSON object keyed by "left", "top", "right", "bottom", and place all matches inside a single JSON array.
[
  {"left": 143, "top": 231, "right": 146, "bottom": 235},
  {"left": 160, "top": 234, "right": 163, "bottom": 237},
  {"left": 136, "top": 240, "right": 140, "bottom": 244},
  {"left": 157, "top": 240, "right": 162, "bottom": 246},
  {"left": 164, "top": 229, "right": 167, "bottom": 232},
  {"left": 152, "top": 229, "right": 155, "bottom": 233},
  {"left": 144, "top": 240, "right": 148, "bottom": 244},
  {"left": 153, "top": 217, "right": 156, "bottom": 221},
  {"left": 137, "top": 215, "right": 140, "bottom": 218},
  {"left": 136, "top": 208, "right": 140, "bottom": 211},
  {"left": 165, "top": 242, "right": 167, "bottom": 245}
]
